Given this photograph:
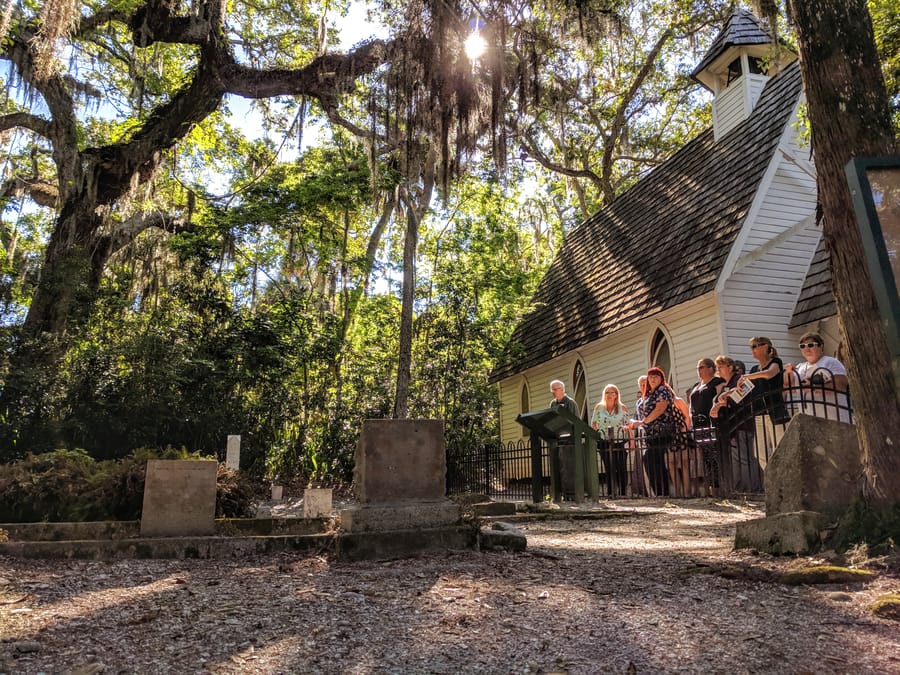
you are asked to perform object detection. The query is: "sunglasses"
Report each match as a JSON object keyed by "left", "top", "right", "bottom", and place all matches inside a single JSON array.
[{"left": 798, "top": 342, "right": 821, "bottom": 349}]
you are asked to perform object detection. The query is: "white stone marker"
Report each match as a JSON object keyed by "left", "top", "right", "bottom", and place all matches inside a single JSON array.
[
  {"left": 303, "top": 488, "right": 332, "bottom": 517},
  {"left": 225, "top": 435, "right": 241, "bottom": 470}
]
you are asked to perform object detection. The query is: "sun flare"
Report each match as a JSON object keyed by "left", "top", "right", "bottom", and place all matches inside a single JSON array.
[{"left": 464, "top": 31, "right": 486, "bottom": 60}]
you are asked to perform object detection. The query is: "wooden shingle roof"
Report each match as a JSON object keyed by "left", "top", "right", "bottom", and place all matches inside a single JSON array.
[
  {"left": 690, "top": 9, "right": 775, "bottom": 80},
  {"left": 790, "top": 237, "right": 835, "bottom": 328},
  {"left": 490, "top": 62, "right": 804, "bottom": 383}
]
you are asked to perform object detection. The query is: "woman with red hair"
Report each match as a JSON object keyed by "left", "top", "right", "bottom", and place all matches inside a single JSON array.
[{"left": 631, "top": 366, "right": 674, "bottom": 496}]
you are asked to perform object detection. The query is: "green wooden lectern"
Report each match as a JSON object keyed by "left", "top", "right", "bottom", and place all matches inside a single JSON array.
[{"left": 516, "top": 407, "right": 600, "bottom": 504}]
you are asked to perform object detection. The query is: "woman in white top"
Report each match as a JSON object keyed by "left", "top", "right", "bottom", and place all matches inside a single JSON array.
[
  {"left": 784, "top": 332, "right": 852, "bottom": 424},
  {"left": 591, "top": 384, "right": 630, "bottom": 495}
]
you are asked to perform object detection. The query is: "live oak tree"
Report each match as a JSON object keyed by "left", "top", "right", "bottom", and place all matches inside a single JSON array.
[
  {"left": 0, "top": 0, "right": 398, "bottom": 453},
  {"left": 771, "top": 0, "right": 900, "bottom": 543},
  {"left": 0, "top": 0, "right": 719, "bottom": 449}
]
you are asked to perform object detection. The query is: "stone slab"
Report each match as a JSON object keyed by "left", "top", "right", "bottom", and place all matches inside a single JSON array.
[
  {"left": 0, "top": 534, "right": 332, "bottom": 560},
  {"left": 226, "top": 435, "right": 241, "bottom": 470},
  {"left": 140, "top": 460, "right": 217, "bottom": 537},
  {"left": 473, "top": 501, "right": 517, "bottom": 517},
  {"left": 734, "top": 511, "right": 826, "bottom": 554},
  {"left": 479, "top": 528, "right": 527, "bottom": 552},
  {"left": 335, "top": 526, "right": 476, "bottom": 561},
  {"left": 765, "top": 414, "right": 861, "bottom": 518},
  {"left": 340, "top": 501, "right": 461, "bottom": 533},
  {"left": 3, "top": 517, "right": 329, "bottom": 543},
  {"left": 354, "top": 419, "right": 445, "bottom": 503},
  {"left": 303, "top": 488, "right": 333, "bottom": 517}
]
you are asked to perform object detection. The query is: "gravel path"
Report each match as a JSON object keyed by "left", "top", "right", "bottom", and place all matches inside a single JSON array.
[{"left": 2, "top": 499, "right": 898, "bottom": 674}]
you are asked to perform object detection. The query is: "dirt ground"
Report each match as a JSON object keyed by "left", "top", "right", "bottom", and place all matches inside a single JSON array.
[{"left": 1, "top": 498, "right": 899, "bottom": 674}]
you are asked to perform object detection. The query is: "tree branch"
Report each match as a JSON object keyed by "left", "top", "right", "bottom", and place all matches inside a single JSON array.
[
  {"left": 0, "top": 176, "right": 58, "bottom": 208},
  {"left": 0, "top": 112, "right": 53, "bottom": 138}
]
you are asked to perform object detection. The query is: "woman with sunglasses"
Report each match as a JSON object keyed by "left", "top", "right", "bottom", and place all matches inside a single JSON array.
[
  {"left": 784, "top": 333, "right": 852, "bottom": 423},
  {"left": 738, "top": 336, "right": 788, "bottom": 424}
]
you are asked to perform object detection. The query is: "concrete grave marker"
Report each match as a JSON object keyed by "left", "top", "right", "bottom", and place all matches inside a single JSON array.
[
  {"left": 140, "top": 460, "right": 217, "bottom": 537},
  {"left": 735, "top": 414, "right": 861, "bottom": 554},
  {"left": 225, "top": 435, "right": 241, "bottom": 470},
  {"left": 341, "top": 419, "right": 461, "bottom": 534},
  {"left": 303, "top": 488, "right": 332, "bottom": 517}
]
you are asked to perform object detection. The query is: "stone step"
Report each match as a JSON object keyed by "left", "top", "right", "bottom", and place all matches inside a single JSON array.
[
  {"left": 0, "top": 526, "right": 487, "bottom": 561},
  {"left": 0, "top": 517, "right": 328, "bottom": 542},
  {"left": 0, "top": 533, "right": 333, "bottom": 560}
]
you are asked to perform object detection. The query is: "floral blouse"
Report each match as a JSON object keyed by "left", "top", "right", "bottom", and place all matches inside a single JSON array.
[
  {"left": 591, "top": 405, "right": 629, "bottom": 433},
  {"left": 637, "top": 386, "right": 675, "bottom": 435}
]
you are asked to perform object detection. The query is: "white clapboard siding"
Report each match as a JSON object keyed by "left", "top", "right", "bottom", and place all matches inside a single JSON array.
[
  {"left": 716, "top": 101, "right": 820, "bottom": 368},
  {"left": 497, "top": 293, "right": 722, "bottom": 442},
  {"left": 712, "top": 82, "right": 747, "bottom": 141},
  {"left": 713, "top": 73, "right": 769, "bottom": 141}
]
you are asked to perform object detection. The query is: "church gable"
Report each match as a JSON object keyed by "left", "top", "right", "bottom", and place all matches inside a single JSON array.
[{"left": 490, "top": 62, "right": 804, "bottom": 384}]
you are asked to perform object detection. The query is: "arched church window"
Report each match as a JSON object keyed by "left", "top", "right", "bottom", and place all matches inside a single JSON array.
[
  {"left": 651, "top": 329, "right": 672, "bottom": 382},
  {"left": 520, "top": 382, "right": 529, "bottom": 416},
  {"left": 573, "top": 360, "right": 588, "bottom": 422}
]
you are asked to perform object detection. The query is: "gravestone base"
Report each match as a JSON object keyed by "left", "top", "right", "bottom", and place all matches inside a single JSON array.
[
  {"left": 336, "top": 525, "right": 476, "bottom": 561},
  {"left": 734, "top": 511, "right": 826, "bottom": 554},
  {"left": 735, "top": 414, "right": 860, "bottom": 554},
  {"left": 341, "top": 501, "right": 461, "bottom": 533}
]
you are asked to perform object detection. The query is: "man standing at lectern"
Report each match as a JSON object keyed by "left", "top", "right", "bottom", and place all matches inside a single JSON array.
[
  {"left": 549, "top": 380, "right": 578, "bottom": 418},
  {"left": 549, "top": 380, "right": 578, "bottom": 415},
  {"left": 549, "top": 379, "right": 578, "bottom": 499}
]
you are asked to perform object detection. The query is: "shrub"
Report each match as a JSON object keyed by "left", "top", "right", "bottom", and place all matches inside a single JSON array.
[{"left": 0, "top": 448, "right": 257, "bottom": 522}]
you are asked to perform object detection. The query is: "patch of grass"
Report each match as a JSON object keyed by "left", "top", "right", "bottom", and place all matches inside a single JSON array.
[{"left": 868, "top": 593, "right": 900, "bottom": 620}]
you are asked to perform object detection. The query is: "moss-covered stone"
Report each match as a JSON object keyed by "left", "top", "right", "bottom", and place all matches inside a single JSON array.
[
  {"left": 781, "top": 565, "right": 875, "bottom": 585},
  {"left": 868, "top": 593, "right": 900, "bottom": 620}
]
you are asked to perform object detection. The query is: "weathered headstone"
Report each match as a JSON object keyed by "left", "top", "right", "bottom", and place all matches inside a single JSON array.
[
  {"left": 140, "top": 460, "right": 217, "bottom": 537},
  {"left": 271, "top": 484, "right": 283, "bottom": 501},
  {"left": 763, "top": 415, "right": 861, "bottom": 517},
  {"left": 303, "top": 488, "right": 332, "bottom": 517},
  {"left": 735, "top": 414, "right": 861, "bottom": 554},
  {"left": 225, "top": 435, "right": 241, "bottom": 470},
  {"left": 341, "top": 419, "right": 461, "bottom": 534}
]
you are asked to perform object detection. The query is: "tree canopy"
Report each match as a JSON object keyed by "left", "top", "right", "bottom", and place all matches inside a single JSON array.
[{"left": 0, "top": 0, "right": 897, "bottom": 512}]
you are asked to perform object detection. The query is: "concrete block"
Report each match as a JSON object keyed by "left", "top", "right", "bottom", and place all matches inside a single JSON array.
[
  {"left": 335, "top": 526, "right": 476, "bottom": 561},
  {"left": 140, "top": 460, "right": 217, "bottom": 537},
  {"left": 226, "top": 435, "right": 240, "bottom": 470},
  {"left": 340, "top": 501, "right": 461, "bottom": 533},
  {"left": 303, "top": 488, "right": 333, "bottom": 517},
  {"left": 734, "top": 511, "right": 825, "bottom": 554},
  {"left": 354, "top": 419, "right": 445, "bottom": 503},
  {"left": 473, "top": 501, "right": 517, "bottom": 517},
  {"left": 766, "top": 414, "right": 862, "bottom": 518}
]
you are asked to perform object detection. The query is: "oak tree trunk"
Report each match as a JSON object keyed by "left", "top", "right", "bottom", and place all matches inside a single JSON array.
[{"left": 787, "top": 0, "right": 900, "bottom": 539}]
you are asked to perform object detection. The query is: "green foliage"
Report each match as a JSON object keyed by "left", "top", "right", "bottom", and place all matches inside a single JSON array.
[
  {"left": 0, "top": 448, "right": 254, "bottom": 523},
  {"left": 869, "top": 0, "right": 900, "bottom": 127}
]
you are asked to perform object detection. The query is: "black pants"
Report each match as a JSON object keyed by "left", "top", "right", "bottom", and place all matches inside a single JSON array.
[
  {"left": 644, "top": 433, "right": 671, "bottom": 497},
  {"left": 599, "top": 441, "right": 628, "bottom": 496}
]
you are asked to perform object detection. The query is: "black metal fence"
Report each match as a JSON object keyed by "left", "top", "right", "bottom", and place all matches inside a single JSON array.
[{"left": 446, "top": 373, "right": 853, "bottom": 502}]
